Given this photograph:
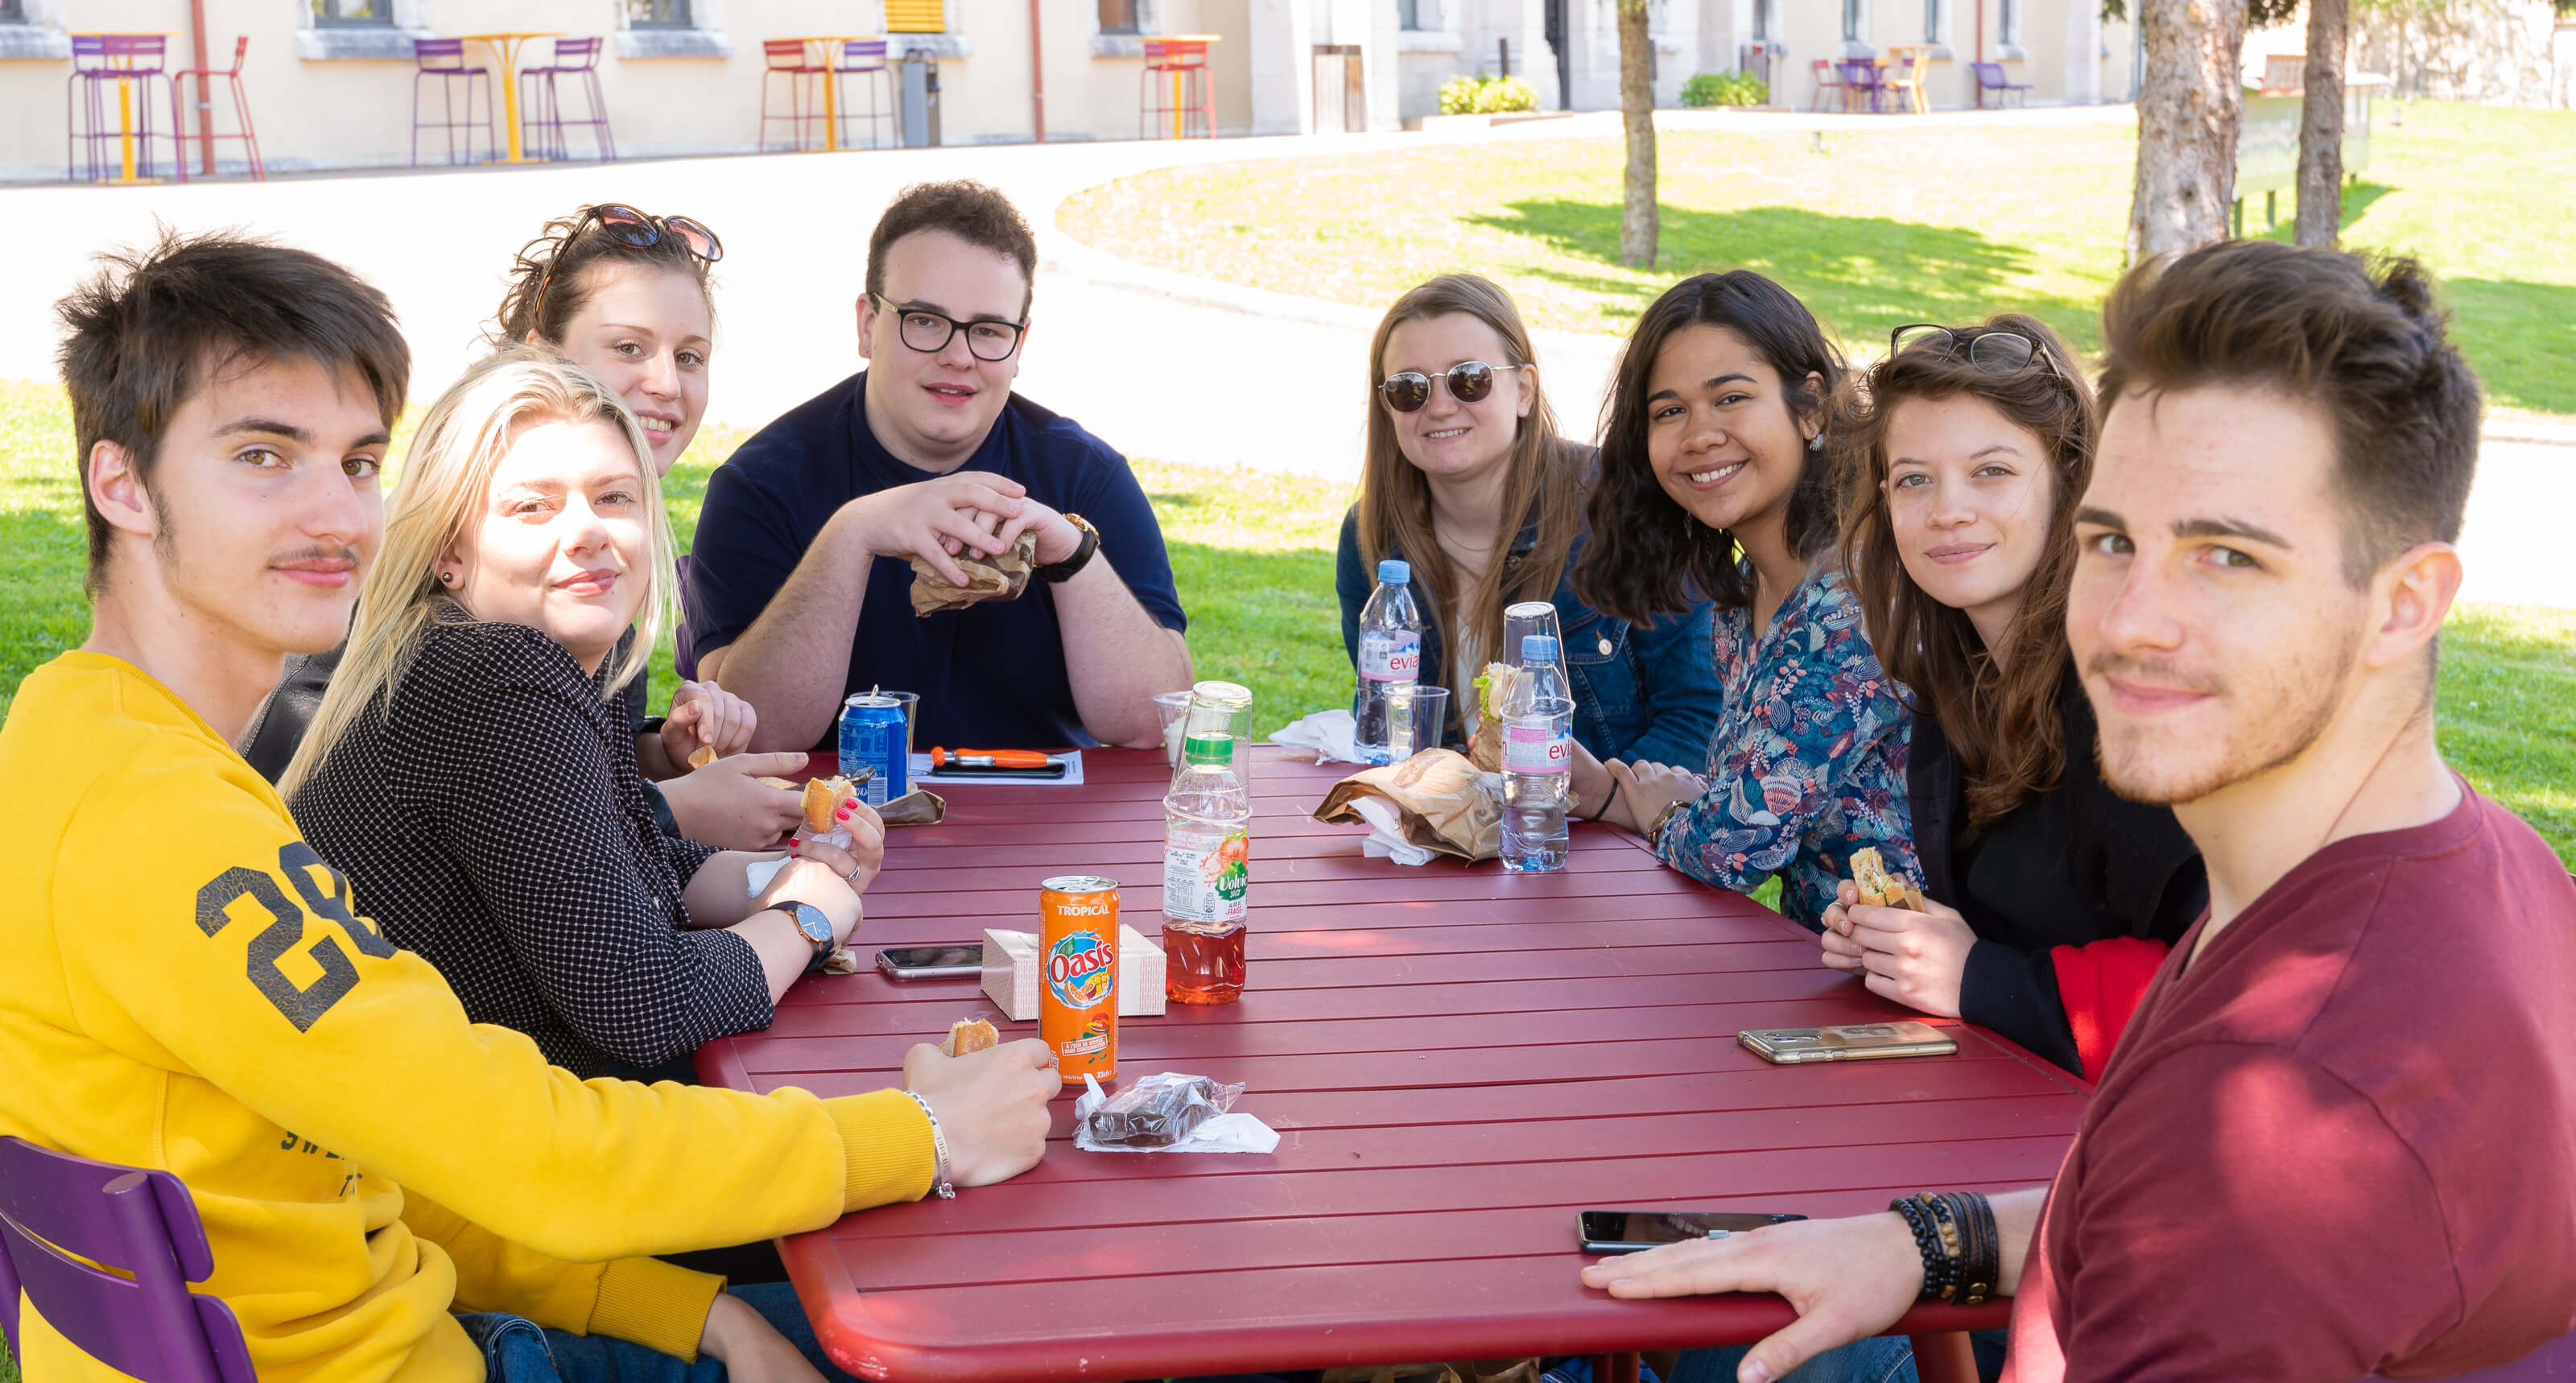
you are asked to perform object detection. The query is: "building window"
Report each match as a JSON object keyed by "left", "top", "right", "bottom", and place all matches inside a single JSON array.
[
  {"left": 1924, "top": 0, "right": 1946, "bottom": 42},
  {"left": 2000, "top": 0, "right": 2022, "bottom": 44},
  {"left": 311, "top": 0, "right": 392, "bottom": 23},
  {"left": 0, "top": 0, "right": 24, "bottom": 22},
  {"left": 625, "top": 0, "right": 690, "bottom": 27},
  {"left": 1752, "top": 0, "right": 1777, "bottom": 41},
  {"left": 1842, "top": 0, "right": 1864, "bottom": 43},
  {"left": 1399, "top": 0, "right": 1433, "bottom": 30},
  {"left": 1099, "top": 0, "right": 1139, "bottom": 33}
]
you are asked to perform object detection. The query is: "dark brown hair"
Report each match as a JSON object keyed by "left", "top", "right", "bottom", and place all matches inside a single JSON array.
[
  {"left": 2098, "top": 240, "right": 2482, "bottom": 587},
  {"left": 55, "top": 230, "right": 409, "bottom": 597},
  {"left": 1575, "top": 270, "right": 1846, "bottom": 621},
  {"left": 493, "top": 204, "right": 716, "bottom": 348},
  {"left": 1837, "top": 316, "right": 2097, "bottom": 827},
  {"left": 866, "top": 180, "right": 1039, "bottom": 318},
  {"left": 1355, "top": 275, "right": 1583, "bottom": 687}
]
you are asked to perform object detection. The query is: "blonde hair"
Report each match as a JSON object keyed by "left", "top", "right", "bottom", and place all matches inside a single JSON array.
[{"left": 279, "top": 346, "right": 674, "bottom": 800}]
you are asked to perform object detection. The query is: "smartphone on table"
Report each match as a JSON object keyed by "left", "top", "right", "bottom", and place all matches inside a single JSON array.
[
  {"left": 1578, "top": 1210, "right": 1808, "bottom": 1255},
  {"left": 874, "top": 944, "right": 984, "bottom": 980},
  {"left": 1737, "top": 1021, "right": 1958, "bottom": 1064}
]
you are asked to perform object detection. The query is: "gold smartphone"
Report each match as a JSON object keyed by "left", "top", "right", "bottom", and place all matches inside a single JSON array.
[{"left": 1739, "top": 1021, "right": 1959, "bottom": 1064}]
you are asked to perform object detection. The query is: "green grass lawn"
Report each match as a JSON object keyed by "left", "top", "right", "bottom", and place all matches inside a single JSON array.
[
  {"left": 2, "top": 381, "right": 2569, "bottom": 863},
  {"left": 1059, "top": 101, "right": 2576, "bottom": 419}
]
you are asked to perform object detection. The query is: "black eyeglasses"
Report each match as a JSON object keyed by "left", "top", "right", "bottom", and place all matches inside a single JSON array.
[
  {"left": 533, "top": 204, "right": 722, "bottom": 322},
  {"left": 871, "top": 294, "right": 1027, "bottom": 362},
  {"left": 1889, "top": 324, "right": 2062, "bottom": 378},
  {"left": 1377, "top": 361, "right": 1528, "bottom": 414}
]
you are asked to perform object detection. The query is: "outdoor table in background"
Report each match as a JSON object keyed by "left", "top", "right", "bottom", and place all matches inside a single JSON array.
[
  {"left": 773, "top": 37, "right": 884, "bottom": 151},
  {"left": 1146, "top": 34, "right": 1220, "bottom": 138},
  {"left": 455, "top": 31, "right": 565, "bottom": 164},
  {"left": 72, "top": 33, "right": 178, "bottom": 185},
  {"left": 699, "top": 748, "right": 2091, "bottom": 1383}
]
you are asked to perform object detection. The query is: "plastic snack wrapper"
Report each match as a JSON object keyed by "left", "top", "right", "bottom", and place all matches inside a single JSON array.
[{"left": 1075, "top": 1073, "right": 1279, "bottom": 1154}]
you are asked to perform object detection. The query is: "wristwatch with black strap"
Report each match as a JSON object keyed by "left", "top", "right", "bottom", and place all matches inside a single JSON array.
[
  {"left": 765, "top": 900, "right": 836, "bottom": 972},
  {"left": 1036, "top": 513, "right": 1100, "bottom": 584}
]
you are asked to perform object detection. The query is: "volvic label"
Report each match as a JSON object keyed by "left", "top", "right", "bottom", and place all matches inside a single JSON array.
[
  {"left": 1358, "top": 630, "right": 1422, "bottom": 682},
  {"left": 1502, "top": 724, "right": 1571, "bottom": 774},
  {"left": 1164, "top": 827, "right": 1250, "bottom": 924}
]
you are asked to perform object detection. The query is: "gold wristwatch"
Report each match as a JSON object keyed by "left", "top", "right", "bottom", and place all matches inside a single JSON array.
[{"left": 1647, "top": 800, "right": 1690, "bottom": 852}]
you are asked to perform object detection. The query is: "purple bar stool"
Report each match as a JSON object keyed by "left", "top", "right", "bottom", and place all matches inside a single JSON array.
[
  {"left": 833, "top": 39, "right": 897, "bottom": 151},
  {"left": 66, "top": 35, "right": 183, "bottom": 184},
  {"left": 0, "top": 1137, "right": 254, "bottom": 1383},
  {"left": 520, "top": 35, "right": 615, "bottom": 162},
  {"left": 411, "top": 37, "right": 495, "bottom": 167},
  {"left": 1839, "top": 59, "right": 1885, "bottom": 114}
]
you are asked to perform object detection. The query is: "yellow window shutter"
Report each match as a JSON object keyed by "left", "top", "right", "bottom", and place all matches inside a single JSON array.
[{"left": 886, "top": 0, "right": 944, "bottom": 31}]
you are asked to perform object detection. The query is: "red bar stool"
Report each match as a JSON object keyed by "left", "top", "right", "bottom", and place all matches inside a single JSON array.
[
  {"left": 833, "top": 39, "right": 897, "bottom": 150},
  {"left": 758, "top": 38, "right": 827, "bottom": 151},
  {"left": 1139, "top": 38, "right": 1214, "bottom": 139},
  {"left": 411, "top": 38, "right": 495, "bottom": 166},
  {"left": 520, "top": 35, "right": 614, "bottom": 162},
  {"left": 168, "top": 35, "right": 265, "bottom": 181}
]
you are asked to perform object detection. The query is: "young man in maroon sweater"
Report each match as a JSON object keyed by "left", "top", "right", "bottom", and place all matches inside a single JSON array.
[{"left": 1579, "top": 242, "right": 2576, "bottom": 1381}]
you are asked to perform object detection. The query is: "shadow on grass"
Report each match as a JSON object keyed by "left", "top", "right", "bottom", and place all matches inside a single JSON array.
[
  {"left": 1163, "top": 540, "right": 1350, "bottom": 725},
  {"left": 1463, "top": 200, "right": 2099, "bottom": 352},
  {"left": 2252, "top": 180, "right": 2396, "bottom": 240}
]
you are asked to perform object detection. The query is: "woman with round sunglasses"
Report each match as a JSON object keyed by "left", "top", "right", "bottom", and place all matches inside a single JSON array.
[
  {"left": 1335, "top": 274, "right": 1722, "bottom": 770},
  {"left": 1570, "top": 270, "right": 1910, "bottom": 931},
  {"left": 1818, "top": 316, "right": 2205, "bottom": 1082}
]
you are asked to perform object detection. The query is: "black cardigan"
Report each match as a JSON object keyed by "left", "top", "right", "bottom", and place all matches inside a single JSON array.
[
  {"left": 290, "top": 614, "right": 770, "bottom": 1077},
  {"left": 1909, "top": 667, "right": 2207, "bottom": 1075}
]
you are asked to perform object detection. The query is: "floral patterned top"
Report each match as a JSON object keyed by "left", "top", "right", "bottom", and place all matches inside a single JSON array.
[{"left": 1652, "top": 558, "right": 1916, "bottom": 930}]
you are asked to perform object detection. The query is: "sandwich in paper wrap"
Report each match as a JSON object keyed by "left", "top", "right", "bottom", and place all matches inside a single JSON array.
[
  {"left": 1313, "top": 748, "right": 1501, "bottom": 862},
  {"left": 1467, "top": 663, "right": 1524, "bottom": 773},
  {"left": 910, "top": 530, "right": 1038, "bottom": 617}
]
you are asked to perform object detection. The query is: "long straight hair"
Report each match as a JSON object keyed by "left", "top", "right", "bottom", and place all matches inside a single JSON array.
[
  {"left": 279, "top": 348, "right": 674, "bottom": 801},
  {"left": 1355, "top": 274, "right": 1582, "bottom": 677},
  {"left": 1835, "top": 315, "right": 2095, "bottom": 826},
  {"left": 1575, "top": 270, "right": 1846, "bottom": 621}
]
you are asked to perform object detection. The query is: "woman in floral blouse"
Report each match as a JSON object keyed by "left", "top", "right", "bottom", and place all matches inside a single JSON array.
[{"left": 1569, "top": 270, "right": 1913, "bottom": 928}]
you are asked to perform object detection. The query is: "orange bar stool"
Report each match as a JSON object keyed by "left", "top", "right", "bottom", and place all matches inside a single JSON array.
[
  {"left": 1139, "top": 37, "right": 1215, "bottom": 139},
  {"left": 758, "top": 38, "right": 826, "bottom": 151}
]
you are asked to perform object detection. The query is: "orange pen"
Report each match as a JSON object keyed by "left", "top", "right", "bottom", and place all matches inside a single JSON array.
[{"left": 931, "top": 748, "right": 1054, "bottom": 770}]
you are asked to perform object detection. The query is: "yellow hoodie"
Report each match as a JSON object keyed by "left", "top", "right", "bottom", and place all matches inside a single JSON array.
[{"left": 0, "top": 654, "right": 935, "bottom": 1382}]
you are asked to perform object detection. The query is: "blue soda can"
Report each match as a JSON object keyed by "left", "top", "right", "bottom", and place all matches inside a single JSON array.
[{"left": 838, "top": 694, "right": 908, "bottom": 806}]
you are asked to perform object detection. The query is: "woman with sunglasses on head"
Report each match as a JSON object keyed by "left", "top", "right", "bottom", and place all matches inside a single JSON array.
[
  {"left": 1819, "top": 316, "right": 2204, "bottom": 1082},
  {"left": 242, "top": 204, "right": 811, "bottom": 851},
  {"left": 1337, "top": 274, "right": 1722, "bottom": 766},
  {"left": 1571, "top": 271, "right": 1911, "bottom": 931}
]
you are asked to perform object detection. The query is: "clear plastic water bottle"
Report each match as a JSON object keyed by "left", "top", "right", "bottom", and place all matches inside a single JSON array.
[
  {"left": 1352, "top": 559, "right": 1423, "bottom": 766},
  {"left": 1163, "top": 681, "right": 1254, "bottom": 1005},
  {"left": 1500, "top": 634, "right": 1575, "bottom": 873}
]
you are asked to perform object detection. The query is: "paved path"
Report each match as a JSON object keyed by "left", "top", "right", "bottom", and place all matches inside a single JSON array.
[{"left": 1, "top": 105, "right": 2562, "bottom": 607}]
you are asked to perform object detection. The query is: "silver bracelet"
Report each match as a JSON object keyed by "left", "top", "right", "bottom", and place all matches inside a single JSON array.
[{"left": 898, "top": 1089, "right": 956, "bottom": 1199}]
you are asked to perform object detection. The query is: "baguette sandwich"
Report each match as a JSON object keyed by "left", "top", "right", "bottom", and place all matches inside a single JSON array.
[{"left": 1849, "top": 846, "right": 1926, "bottom": 911}]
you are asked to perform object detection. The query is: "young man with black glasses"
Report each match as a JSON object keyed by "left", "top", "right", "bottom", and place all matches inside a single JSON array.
[{"left": 690, "top": 180, "right": 1192, "bottom": 753}]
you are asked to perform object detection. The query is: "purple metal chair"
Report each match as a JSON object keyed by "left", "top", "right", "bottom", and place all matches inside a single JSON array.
[
  {"left": 833, "top": 39, "right": 897, "bottom": 151},
  {"left": 520, "top": 35, "right": 616, "bottom": 163},
  {"left": 1837, "top": 59, "right": 1886, "bottom": 113},
  {"left": 67, "top": 35, "right": 184, "bottom": 184},
  {"left": 411, "top": 37, "right": 495, "bottom": 167},
  {"left": 0, "top": 1137, "right": 254, "bottom": 1383},
  {"left": 1971, "top": 61, "right": 2033, "bottom": 109}
]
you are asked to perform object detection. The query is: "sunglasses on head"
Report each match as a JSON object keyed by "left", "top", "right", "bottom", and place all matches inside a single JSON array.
[
  {"left": 532, "top": 204, "right": 723, "bottom": 322},
  {"left": 1377, "top": 360, "right": 1528, "bottom": 414},
  {"left": 1889, "top": 324, "right": 2062, "bottom": 378}
]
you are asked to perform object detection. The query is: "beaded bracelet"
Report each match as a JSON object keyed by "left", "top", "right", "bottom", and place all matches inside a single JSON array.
[{"left": 1889, "top": 1195, "right": 1958, "bottom": 1301}]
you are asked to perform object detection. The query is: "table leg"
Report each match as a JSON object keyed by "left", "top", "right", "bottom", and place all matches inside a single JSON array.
[
  {"left": 1909, "top": 1330, "right": 1979, "bottom": 1383},
  {"left": 495, "top": 39, "right": 526, "bottom": 163},
  {"left": 822, "top": 43, "right": 841, "bottom": 151},
  {"left": 118, "top": 74, "right": 137, "bottom": 183},
  {"left": 1591, "top": 1353, "right": 1640, "bottom": 1383}
]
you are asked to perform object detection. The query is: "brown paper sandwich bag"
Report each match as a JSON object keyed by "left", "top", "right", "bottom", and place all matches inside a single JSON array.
[
  {"left": 1314, "top": 748, "right": 1500, "bottom": 861},
  {"left": 910, "top": 530, "right": 1038, "bottom": 617}
]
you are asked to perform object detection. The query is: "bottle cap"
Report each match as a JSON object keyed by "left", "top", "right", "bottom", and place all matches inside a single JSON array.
[
  {"left": 1377, "top": 559, "right": 1411, "bottom": 585},
  {"left": 1183, "top": 734, "right": 1233, "bottom": 765},
  {"left": 1521, "top": 634, "right": 1560, "bottom": 662}
]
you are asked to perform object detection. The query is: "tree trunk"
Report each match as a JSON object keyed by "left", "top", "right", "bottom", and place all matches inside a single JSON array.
[
  {"left": 1617, "top": 0, "right": 1657, "bottom": 268},
  {"left": 2293, "top": 0, "right": 2348, "bottom": 247},
  {"left": 2126, "top": 0, "right": 2249, "bottom": 265}
]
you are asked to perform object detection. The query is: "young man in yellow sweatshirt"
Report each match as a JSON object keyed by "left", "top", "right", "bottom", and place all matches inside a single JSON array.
[{"left": 0, "top": 233, "right": 1061, "bottom": 1383}]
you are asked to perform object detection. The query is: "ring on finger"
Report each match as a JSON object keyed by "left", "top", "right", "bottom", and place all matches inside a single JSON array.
[{"left": 842, "top": 861, "right": 864, "bottom": 882}]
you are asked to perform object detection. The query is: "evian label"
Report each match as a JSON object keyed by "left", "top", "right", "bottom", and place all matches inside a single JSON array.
[
  {"left": 1359, "top": 630, "right": 1422, "bottom": 683},
  {"left": 1502, "top": 724, "right": 1570, "bottom": 774}
]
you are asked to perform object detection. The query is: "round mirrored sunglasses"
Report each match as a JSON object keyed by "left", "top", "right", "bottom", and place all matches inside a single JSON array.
[
  {"left": 532, "top": 204, "right": 724, "bottom": 324},
  {"left": 1377, "top": 361, "right": 1529, "bottom": 414},
  {"left": 1889, "top": 324, "right": 2061, "bottom": 378}
]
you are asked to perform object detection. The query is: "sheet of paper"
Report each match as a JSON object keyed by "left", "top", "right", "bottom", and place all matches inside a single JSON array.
[{"left": 909, "top": 749, "right": 1086, "bottom": 787}]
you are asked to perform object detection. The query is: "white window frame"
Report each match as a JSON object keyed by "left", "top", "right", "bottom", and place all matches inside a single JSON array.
[
  {"left": 613, "top": 0, "right": 731, "bottom": 59},
  {"left": 0, "top": 0, "right": 67, "bottom": 59},
  {"left": 295, "top": 0, "right": 432, "bottom": 60}
]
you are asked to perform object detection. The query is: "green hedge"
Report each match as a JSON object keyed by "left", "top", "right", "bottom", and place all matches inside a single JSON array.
[
  {"left": 1439, "top": 73, "right": 1539, "bottom": 115},
  {"left": 1681, "top": 70, "right": 1769, "bottom": 107}
]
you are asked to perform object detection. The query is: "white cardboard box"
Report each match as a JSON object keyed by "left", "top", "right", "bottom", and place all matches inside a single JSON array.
[{"left": 981, "top": 926, "right": 1166, "bottom": 1021}]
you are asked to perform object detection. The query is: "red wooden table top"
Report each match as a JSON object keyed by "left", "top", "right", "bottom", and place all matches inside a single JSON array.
[{"left": 696, "top": 747, "right": 2087, "bottom": 1382}]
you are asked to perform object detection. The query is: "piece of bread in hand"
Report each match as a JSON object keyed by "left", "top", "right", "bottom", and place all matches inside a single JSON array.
[
  {"left": 941, "top": 1017, "right": 999, "bottom": 1058},
  {"left": 802, "top": 775, "right": 856, "bottom": 833},
  {"left": 1849, "top": 846, "right": 1926, "bottom": 911},
  {"left": 687, "top": 744, "right": 718, "bottom": 770}
]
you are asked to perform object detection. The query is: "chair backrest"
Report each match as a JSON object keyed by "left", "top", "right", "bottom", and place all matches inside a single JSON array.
[
  {"left": 0, "top": 1137, "right": 253, "bottom": 1383},
  {"left": 550, "top": 35, "right": 601, "bottom": 68},
  {"left": 413, "top": 36, "right": 468, "bottom": 68},
  {"left": 1144, "top": 38, "right": 1209, "bottom": 67},
  {"left": 1811, "top": 57, "right": 1838, "bottom": 81},
  {"left": 71, "top": 33, "right": 109, "bottom": 69},
  {"left": 1973, "top": 61, "right": 2002, "bottom": 86},
  {"left": 225, "top": 34, "right": 251, "bottom": 73},
  {"left": 1839, "top": 60, "right": 1880, "bottom": 86},
  {"left": 673, "top": 555, "right": 700, "bottom": 681},
  {"left": 101, "top": 34, "right": 167, "bottom": 68},
  {"left": 763, "top": 38, "right": 814, "bottom": 70},
  {"left": 837, "top": 37, "right": 890, "bottom": 70}
]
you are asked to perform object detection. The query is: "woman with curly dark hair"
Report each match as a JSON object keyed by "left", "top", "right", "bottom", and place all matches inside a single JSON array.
[{"left": 1571, "top": 270, "right": 1911, "bottom": 930}]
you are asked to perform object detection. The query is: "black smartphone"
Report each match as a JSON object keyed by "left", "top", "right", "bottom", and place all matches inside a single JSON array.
[
  {"left": 1577, "top": 1210, "right": 1807, "bottom": 1255},
  {"left": 874, "top": 944, "right": 985, "bottom": 980}
]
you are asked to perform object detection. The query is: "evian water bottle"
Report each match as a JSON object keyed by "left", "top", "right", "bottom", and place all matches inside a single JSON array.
[
  {"left": 1500, "top": 634, "right": 1574, "bottom": 873},
  {"left": 1352, "top": 559, "right": 1422, "bottom": 765},
  {"left": 1163, "top": 681, "right": 1254, "bottom": 1005}
]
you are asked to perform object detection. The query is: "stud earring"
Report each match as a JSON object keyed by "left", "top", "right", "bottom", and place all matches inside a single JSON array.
[
  {"left": 439, "top": 571, "right": 456, "bottom": 585},
  {"left": 1808, "top": 431, "right": 1825, "bottom": 452}
]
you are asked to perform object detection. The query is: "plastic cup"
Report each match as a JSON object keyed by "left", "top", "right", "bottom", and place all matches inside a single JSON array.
[
  {"left": 1154, "top": 689, "right": 1196, "bottom": 767},
  {"left": 1389, "top": 685, "right": 1451, "bottom": 762},
  {"left": 878, "top": 691, "right": 921, "bottom": 753}
]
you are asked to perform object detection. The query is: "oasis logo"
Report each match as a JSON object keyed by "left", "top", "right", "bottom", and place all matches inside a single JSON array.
[{"left": 1045, "top": 931, "right": 1115, "bottom": 1009}]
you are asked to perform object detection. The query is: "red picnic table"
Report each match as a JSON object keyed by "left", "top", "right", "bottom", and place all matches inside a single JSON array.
[{"left": 696, "top": 746, "right": 2091, "bottom": 1383}]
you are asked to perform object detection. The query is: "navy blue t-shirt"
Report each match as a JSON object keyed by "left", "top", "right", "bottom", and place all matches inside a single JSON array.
[{"left": 687, "top": 370, "right": 1187, "bottom": 751}]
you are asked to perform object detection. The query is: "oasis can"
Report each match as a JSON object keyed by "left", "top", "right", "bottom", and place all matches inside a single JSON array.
[
  {"left": 1038, "top": 875, "right": 1119, "bottom": 1085},
  {"left": 837, "top": 694, "right": 907, "bottom": 806}
]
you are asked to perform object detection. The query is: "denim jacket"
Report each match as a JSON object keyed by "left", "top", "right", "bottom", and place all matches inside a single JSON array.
[{"left": 1335, "top": 506, "right": 1723, "bottom": 767}]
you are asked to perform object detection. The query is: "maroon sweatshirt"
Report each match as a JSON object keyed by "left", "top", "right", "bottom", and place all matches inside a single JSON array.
[{"left": 2003, "top": 779, "right": 2576, "bottom": 1381}]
